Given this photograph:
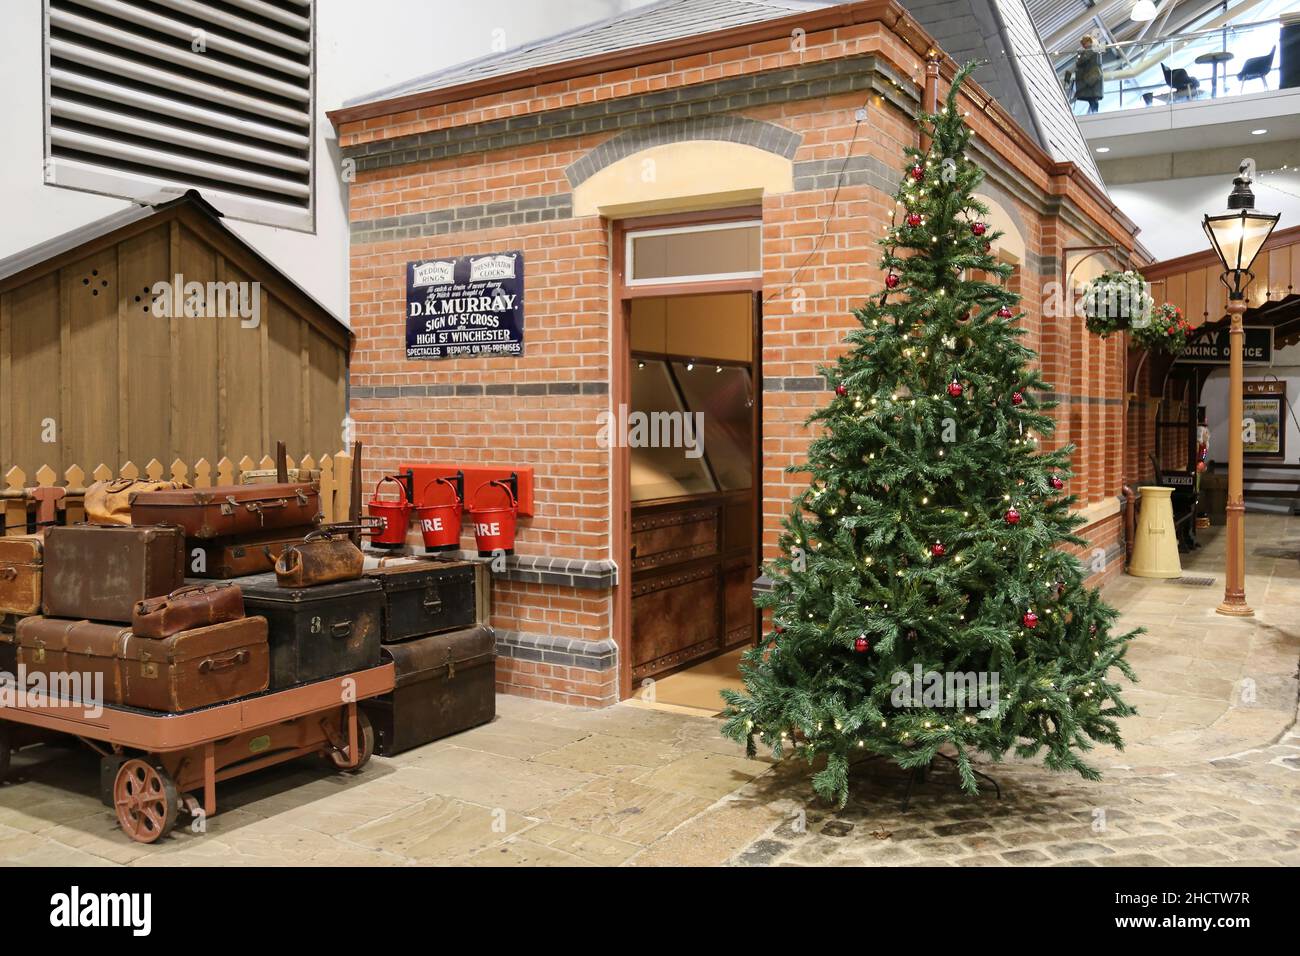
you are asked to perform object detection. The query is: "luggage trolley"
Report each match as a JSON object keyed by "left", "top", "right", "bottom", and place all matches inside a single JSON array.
[{"left": 0, "top": 663, "right": 394, "bottom": 843}]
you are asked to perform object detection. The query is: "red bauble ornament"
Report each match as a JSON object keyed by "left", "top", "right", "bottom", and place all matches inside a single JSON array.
[
  {"left": 1022, "top": 611, "right": 1039, "bottom": 629},
  {"left": 910, "top": 165, "right": 924, "bottom": 182},
  {"left": 885, "top": 273, "right": 900, "bottom": 289},
  {"left": 983, "top": 241, "right": 992, "bottom": 254},
  {"left": 854, "top": 635, "right": 869, "bottom": 653},
  {"left": 947, "top": 380, "right": 963, "bottom": 398},
  {"left": 906, "top": 212, "right": 922, "bottom": 227},
  {"left": 774, "top": 625, "right": 784, "bottom": 634},
  {"left": 1011, "top": 391, "right": 1024, "bottom": 406},
  {"left": 997, "top": 306, "right": 1014, "bottom": 318},
  {"left": 971, "top": 221, "right": 987, "bottom": 236},
  {"left": 835, "top": 384, "right": 848, "bottom": 397},
  {"left": 930, "top": 542, "right": 946, "bottom": 557},
  {"left": 1050, "top": 475, "right": 1064, "bottom": 490},
  {"left": 1004, "top": 507, "right": 1021, "bottom": 525}
]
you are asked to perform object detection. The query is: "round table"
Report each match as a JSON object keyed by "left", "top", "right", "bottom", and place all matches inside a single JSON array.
[{"left": 1195, "top": 51, "right": 1234, "bottom": 98}]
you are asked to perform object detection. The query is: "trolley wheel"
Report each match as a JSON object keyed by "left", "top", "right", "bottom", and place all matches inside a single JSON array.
[
  {"left": 329, "top": 710, "right": 374, "bottom": 773},
  {"left": 0, "top": 724, "right": 10, "bottom": 781},
  {"left": 113, "top": 759, "right": 179, "bottom": 844}
]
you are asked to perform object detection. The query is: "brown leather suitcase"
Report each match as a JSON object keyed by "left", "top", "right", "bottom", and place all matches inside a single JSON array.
[
  {"left": 129, "top": 483, "right": 321, "bottom": 539},
  {"left": 43, "top": 524, "right": 185, "bottom": 623},
  {"left": 0, "top": 533, "right": 43, "bottom": 616},
  {"left": 184, "top": 527, "right": 316, "bottom": 579},
  {"left": 274, "top": 530, "right": 364, "bottom": 588},
  {"left": 84, "top": 478, "right": 190, "bottom": 526},
  {"left": 361, "top": 625, "right": 495, "bottom": 756},
  {"left": 132, "top": 583, "right": 244, "bottom": 639},
  {"left": 15, "top": 616, "right": 129, "bottom": 704},
  {"left": 119, "top": 617, "right": 269, "bottom": 712}
]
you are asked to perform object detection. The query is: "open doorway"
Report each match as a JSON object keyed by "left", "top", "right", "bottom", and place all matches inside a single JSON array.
[{"left": 625, "top": 290, "right": 758, "bottom": 712}]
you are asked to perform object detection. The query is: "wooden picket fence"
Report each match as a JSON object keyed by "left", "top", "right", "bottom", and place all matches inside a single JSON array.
[{"left": 1, "top": 450, "right": 354, "bottom": 536}]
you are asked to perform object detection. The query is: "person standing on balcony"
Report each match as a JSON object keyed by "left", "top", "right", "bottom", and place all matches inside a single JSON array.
[{"left": 1073, "top": 34, "right": 1104, "bottom": 114}]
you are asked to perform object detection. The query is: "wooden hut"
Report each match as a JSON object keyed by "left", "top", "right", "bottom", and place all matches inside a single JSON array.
[{"left": 0, "top": 191, "right": 351, "bottom": 480}]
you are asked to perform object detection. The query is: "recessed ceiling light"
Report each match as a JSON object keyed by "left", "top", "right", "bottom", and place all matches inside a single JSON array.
[
  {"left": 1095, "top": 146, "right": 1111, "bottom": 153},
  {"left": 1131, "top": 1, "right": 1157, "bottom": 22},
  {"left": 1251, "top": 128, "right": 1268, "bottom": 135}
]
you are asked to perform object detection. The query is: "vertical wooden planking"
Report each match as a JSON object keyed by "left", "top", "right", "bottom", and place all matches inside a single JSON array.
[
  {"left": 219, "top": 260, "right": 264, "bottom": 459},
  {"left": 169, "top": 221, "right": 182, "bottom": 463},
  {"left": 1269, "top": 246, "right": 1291, "bottom": 300},
  {"left": 307, "top": 327, "right": 341, "bottom": 453},
  {"left": 0, "top": 291, "right": 10, "bottom": 466},
  {"left": 1166, "top": 272, "right": 1187, "bottom": 324},
  {"left": 1185, "top": 267, "right": 1207, "bottom": 323},
  {"left": 61, "top": 251, "right": 119, "bottom": 472},
  {"left": 259, "top": 285, "right": 271, "bottom": 455},
  {"left": 6, "top": 276, "right": 61, "bottom": 479},
  {"left": 266, "top": 294, "right": 303, "bottom": 448},
  {"left": 119, "top": 224, "right": 171, "bottom": 468},
  {"left": 174, "top": 226, "right": 220, "bottom": 462},
  {"left": 300, "top": 318, "right": 312, "bottom": 451},
  {"left": 216, "top": 253, "right": 229, "bottom": 457}
]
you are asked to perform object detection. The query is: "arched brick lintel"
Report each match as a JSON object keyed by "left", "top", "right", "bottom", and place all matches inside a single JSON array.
[{"left": 565, "top": 115, "right": 802, "bottom": 188}]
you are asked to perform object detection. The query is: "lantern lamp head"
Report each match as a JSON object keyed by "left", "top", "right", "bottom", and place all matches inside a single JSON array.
[{"left": 1202, "top": 160, "right": 1280, "bottom": 300}]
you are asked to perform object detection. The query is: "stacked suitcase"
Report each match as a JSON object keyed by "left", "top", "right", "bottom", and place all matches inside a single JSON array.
[
  {"left": 0, "top": 479, "right": 493, "bottom": 753},
  {"left": 7, "top": 524, "right": 269, "bottom": 712},
  {"left": 359, "top": 558, "right": 495, "bottom": 756}
]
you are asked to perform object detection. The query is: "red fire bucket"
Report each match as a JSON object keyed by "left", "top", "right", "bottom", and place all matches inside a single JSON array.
[
  {"left": 415, "top": 478, "right": 462, "bottom": 553},
  {"left": 367, "top": 476, "right": 412, "bottom": 548},
  {"left": 469, "top": 480, "right": 517, "bottom": 557}
]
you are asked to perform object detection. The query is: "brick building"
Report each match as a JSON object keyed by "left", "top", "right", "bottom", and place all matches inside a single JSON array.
[{"left": 330, "top": 0, "right": 1149, "bottom": 708}]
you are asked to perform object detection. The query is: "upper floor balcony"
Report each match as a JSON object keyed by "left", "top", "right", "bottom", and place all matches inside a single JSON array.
[{"left": 1055, "top": 12, "right": 1298, "bottom": 116}]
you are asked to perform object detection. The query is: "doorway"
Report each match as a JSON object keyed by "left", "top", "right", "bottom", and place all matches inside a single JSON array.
[{"left": 612, "top": 211, "right": 763, "bottom": 712}]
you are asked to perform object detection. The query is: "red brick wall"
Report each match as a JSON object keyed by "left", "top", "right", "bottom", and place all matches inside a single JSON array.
[{"left": 340, "top": 18, "right": 1142, "bottom": 705}]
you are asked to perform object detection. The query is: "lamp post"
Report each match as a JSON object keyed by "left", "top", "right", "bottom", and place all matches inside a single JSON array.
[{"left": 1202, "top": 161, "right": 1280, "bottom": 617}]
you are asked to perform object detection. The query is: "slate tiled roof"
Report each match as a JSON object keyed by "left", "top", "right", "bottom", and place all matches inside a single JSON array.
[
  {"left": 346, "top": 0, "right": 1104, "bottom": 189},
  {"left": 344, "top": 0, "right": 831, "bottom": 107}
]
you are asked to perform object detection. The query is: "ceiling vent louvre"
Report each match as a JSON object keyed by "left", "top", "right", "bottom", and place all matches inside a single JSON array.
[{"left": 44, "top": 0, "right": 315, "bottom": 231}]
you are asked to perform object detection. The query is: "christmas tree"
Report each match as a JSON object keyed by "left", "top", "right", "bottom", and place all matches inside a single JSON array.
[{"left": 721, "top": 64, "right": 1138, "bottom": 807}]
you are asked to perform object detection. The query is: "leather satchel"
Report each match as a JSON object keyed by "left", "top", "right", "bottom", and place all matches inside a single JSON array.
[
  {"left": 274, "top": 529, "right": 364, "bottom": 588},
  {"left": 84, "top": 478, "right": 191, "bottom": 526},
  {"left": 132, "top": 583, "right": 245, "bottom": 639}
]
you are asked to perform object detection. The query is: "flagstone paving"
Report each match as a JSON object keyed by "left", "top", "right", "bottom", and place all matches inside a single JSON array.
[{"left": 1, "top": 515, "right": 1297, "bottom": 866}]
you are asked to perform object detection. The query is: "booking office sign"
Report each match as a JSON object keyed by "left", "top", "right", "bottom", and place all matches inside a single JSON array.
[{"left": 406, "top": 251, "right": 525, "bottom": 359}]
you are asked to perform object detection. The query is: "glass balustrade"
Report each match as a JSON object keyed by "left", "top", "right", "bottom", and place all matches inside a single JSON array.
[{"left": 1054, "top": 15, "right": 1295, "bottom": 116}]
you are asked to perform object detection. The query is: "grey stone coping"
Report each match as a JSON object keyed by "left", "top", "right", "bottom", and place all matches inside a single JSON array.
[
  {"left": 441, "top": 550, "right": 618, "bottom": 590},
  {"left": 496, "top": 628, "right": 618, "bottom": 671},
  {"left": 351, "top": 381, "right": 608, "bottom": 399},
  {"left": 343, "top": 53, "right": 916, "bottom": 175}
]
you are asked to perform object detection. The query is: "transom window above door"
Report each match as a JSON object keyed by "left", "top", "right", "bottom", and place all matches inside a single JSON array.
[{"left": 626, "top": 221, "right": 761, "bottom": 286}]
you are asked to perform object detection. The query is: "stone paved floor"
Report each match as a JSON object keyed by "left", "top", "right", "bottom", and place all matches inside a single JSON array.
[{"left": 1, "top": 515, "right": 1297, "bottom": 866}]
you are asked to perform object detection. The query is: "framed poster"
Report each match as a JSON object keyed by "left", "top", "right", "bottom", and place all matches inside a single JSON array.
[
  {"left": 1242, "top": 381, "right": 1286, "bottom": 459},
  {"left": 405, "top": 251, "right": 524, "bottom": 359}
]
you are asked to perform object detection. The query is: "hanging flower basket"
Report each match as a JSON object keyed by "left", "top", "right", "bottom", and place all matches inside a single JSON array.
[
  {"left": 1129, "top": 302, "right": 1192, "bottom": 354},
  {"left": 1081, "top": 270, "right": 1152, "bottom": 338}
]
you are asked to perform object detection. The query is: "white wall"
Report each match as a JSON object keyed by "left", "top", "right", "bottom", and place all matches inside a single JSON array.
[
  {"left": 1109, "top": 170, "right": 1300, "bottom": 262},
  {"left": 0, "top": 0, "right": 649, "bottom": 322}
]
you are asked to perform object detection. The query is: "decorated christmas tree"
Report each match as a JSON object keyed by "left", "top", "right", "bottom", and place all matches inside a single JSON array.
[{"left": 721, "top": 65, "right": 1138, "bottom": 807}]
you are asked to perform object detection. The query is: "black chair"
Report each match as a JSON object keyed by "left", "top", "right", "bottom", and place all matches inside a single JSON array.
[
  {"left": 1162, "top": 62, "right": 1200, "bottom": 99},
  {"left": 1237, "top": 46, "right": 1275, "bottom": 89}
]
